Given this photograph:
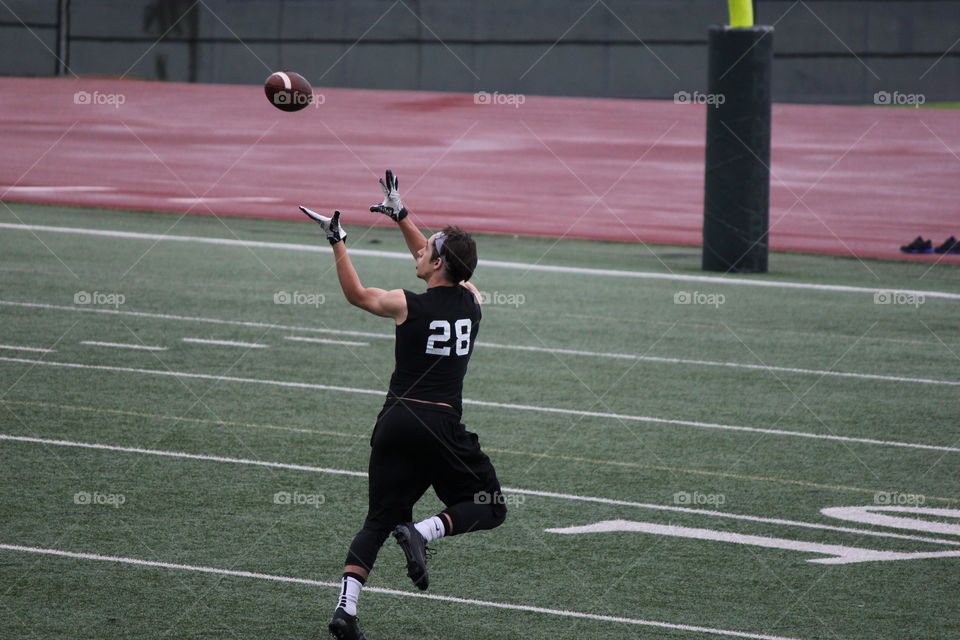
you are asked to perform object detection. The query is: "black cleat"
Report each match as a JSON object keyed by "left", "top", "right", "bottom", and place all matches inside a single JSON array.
[
  {"left": 900, "top": 236, "right": 934, "bottom": 254},
  {"left": 328, "top": 608, "right": 369, "bottom": 640},
  {"left": 934, "top": 236, "right": 959, "bottom": 254},
  {"left": 393, "top": 522, "right": 430, "bottom": 590}
]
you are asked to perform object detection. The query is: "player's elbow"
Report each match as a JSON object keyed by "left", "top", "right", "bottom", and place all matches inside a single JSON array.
[
  {"left": 341, "top": 286, "right": 368, "bottom": 309},
  {"left": 346, "top": 293, "right": 371, "bottom": 311},
  {"left": 346, "top": 289, "right": 381, "bottom": 315}
]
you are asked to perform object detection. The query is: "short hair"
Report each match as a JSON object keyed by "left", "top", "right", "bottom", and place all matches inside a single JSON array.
[{"left": 432, "top": 226, "right": 477, "bottom": 282}]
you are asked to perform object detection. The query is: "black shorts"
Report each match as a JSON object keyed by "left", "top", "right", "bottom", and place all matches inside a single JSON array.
[{"left": 363, "top": 399, "right": 502, "bottom": 530}]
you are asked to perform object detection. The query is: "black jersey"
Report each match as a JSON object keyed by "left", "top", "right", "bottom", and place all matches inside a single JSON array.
[{"left": 386, "top": 285, "right": 481, "bottom": 414}]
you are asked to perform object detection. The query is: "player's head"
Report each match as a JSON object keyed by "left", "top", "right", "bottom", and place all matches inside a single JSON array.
[{"left": 420, "top": 226, "right": 477, "bottom": 283}]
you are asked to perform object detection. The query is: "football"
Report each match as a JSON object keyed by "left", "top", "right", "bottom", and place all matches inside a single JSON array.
[{"left": 264, "top": 71, "right": 314, "bottom": 112}]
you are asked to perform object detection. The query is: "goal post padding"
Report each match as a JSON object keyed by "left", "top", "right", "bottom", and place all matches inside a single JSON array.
[{"left": 702, "top": 24, "right": 773, "bottom": 274}]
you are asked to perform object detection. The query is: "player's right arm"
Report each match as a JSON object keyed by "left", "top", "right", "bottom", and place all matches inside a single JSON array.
[
  {"left": 370, "top": 169, "right": 427, "bottom": 259},
  {"left": 299, "top": 205, "right": 408, "bottom": 323},
  {"left": 331, "top": 242, "right": 407, "bottom": 322}
]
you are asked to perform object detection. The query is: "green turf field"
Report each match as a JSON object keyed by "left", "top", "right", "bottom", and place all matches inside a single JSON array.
[
  {"left": 1, "top": 202, "right": 958, "bottom": 640},
  {"left": 917, "top": 101, "right": 960, "bottom": 110},
  {"left": 875, "top": 101, "right": 958, "bottom": 110}
]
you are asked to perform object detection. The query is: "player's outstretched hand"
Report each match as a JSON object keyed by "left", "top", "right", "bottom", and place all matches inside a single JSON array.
[
  {"left": 370, "top": 169, "right": 408, "bottom": 222},
  {"left": 300, "top": 206, "right": 347, "bottom": 245}
]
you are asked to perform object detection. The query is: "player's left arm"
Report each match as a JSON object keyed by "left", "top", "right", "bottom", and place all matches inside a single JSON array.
[
  {"left": 299, "top": 206, "right": 408, "bottom": 323},
  {"left": 369, "top": 169, "right": 427, "bottom": 259},
  {"left": 460, "top": 280, "right": 483, "bottom": 305}
]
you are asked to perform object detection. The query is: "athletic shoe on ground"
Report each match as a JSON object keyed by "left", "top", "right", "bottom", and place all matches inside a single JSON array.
[
  {"left": 900, "top": 236, "right": 933, "bottom": 253},
  {"left": 328, "top": 607, "right": 369, "bottom": 640},
  {"left": 934, "top": 236, "right": 959, "bottom": 254},
  {"left": 393, "top": 522, "right": 430, "bottom": 590}
]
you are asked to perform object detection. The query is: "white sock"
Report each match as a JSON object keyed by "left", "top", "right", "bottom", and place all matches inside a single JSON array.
[
  {"left": 414, "top": 515, "right": 446, "bottom": 543},
  {"left": 336, "top": 575, "right": 363, "bottom": 616}
]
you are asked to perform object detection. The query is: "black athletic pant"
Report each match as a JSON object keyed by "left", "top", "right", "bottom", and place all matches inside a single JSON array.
[{"left": 345, "top": 400, "right": 506, "bottom": 572}]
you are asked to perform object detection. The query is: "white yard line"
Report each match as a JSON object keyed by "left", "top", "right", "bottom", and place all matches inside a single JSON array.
[
  {"left": 0, "top": 344, "right": 55, "bottom": 353},
  {"left": 80, "top": 341, "right": 167, "bottom": 351},
  {"left": 284, "top": 336, "right": 370, "bottom": 347},
  {"left": 1, "top": 432, "right": 956, "bottom": 547},
  {"left": 0, "top": 186, "right": 114, "bottom": 193},
  {"left": 479, "top": 342, "right": 960, "bottom": 387},
  {"left": 0, "top": 543, "right": 807, "bottom": 640},
  {"left": 1, "top": 222, "right": 958, "bottom": 299},
  {"left": 4, "top": 300, "right": 960, "bottom": 388},
  {"left": 0, "top": 356, "right": 956, "bottom": 453},
  {"left": 182, "top": 338, "right": 268, "bottom": 349},
  {"left": 0, "top": 434, "right": 367, "bottom": 477},
  {"left": 0, "top": 301, "right": 388, "bottom": 339}
]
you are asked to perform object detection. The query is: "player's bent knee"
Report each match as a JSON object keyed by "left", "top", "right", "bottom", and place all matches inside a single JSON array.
[
  {"left": 491, "top": 502, "right": 507, "bottom": 529},
  {"left": 345, "top": 525, "right": 392, "bottom": 569}
]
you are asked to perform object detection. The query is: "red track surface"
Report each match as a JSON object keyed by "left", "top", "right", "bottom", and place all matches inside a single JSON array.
[{"left": 1, "top": 77, "right": 958, "bottom": 261}]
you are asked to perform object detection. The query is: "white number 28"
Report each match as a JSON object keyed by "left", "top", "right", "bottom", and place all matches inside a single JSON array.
[{"left": 425, "top": 319, "right": 472, "bottom": 356}]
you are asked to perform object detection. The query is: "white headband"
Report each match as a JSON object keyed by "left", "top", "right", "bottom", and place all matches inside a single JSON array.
[{"left": 434, "top": 232, "right": 447, "bottom": 258}]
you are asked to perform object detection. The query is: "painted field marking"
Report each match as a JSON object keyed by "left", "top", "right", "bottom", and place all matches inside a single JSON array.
[
  {"left": 168, "top": 197, "right": 282, "bottom": 205},
  {"left": 182, "top": 338, "right": 268, "bottom": 349},
  {"left": 1, "top": 433, "right": 957, "bottom": 548},
  {"left": 1, "top": 355, "right": 956, "bottom": 454},
  {"left": 0, "top": 186, "right": 114, "bottom": 193},
  {"left": 2, "top": 399, "right": 364, "bottom": 441},
  {"left": 284, "top": 336, "right": 370, "bottom": 347},
  {"left": 479, "top": 342, "right": 960, "bottom": 387},
  {"left": 1, "top": 222, "right": 958, "bottom": 300},
  {"left": 80, "top": 341, "right": 167, "bottom": 351},
  {"left": 7, "top": 398, "right": 954, "bottom": 503},
  {"left": 510, "top": 483, "right": 960, "bottom": 546},
  {"left": 0, "top": 301, "right": 387, "bottom": 339},
  {"left": 0, "top": 344, "right": 55, "bottom": 353},
  {"left": 545, "top": 519, "right": 960, "bottom": 565},
  {"left": 0, "top": 544, "right": 806, "bottom": 640},
  {"left": 4, "top": 300, "right": 960, "bottom": 388},
  {"left": 0, "top": 433, "right": 367, "bottom": 478},
  {"left": 820, "top": 506, "right": 960, "bottom": 537}
]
